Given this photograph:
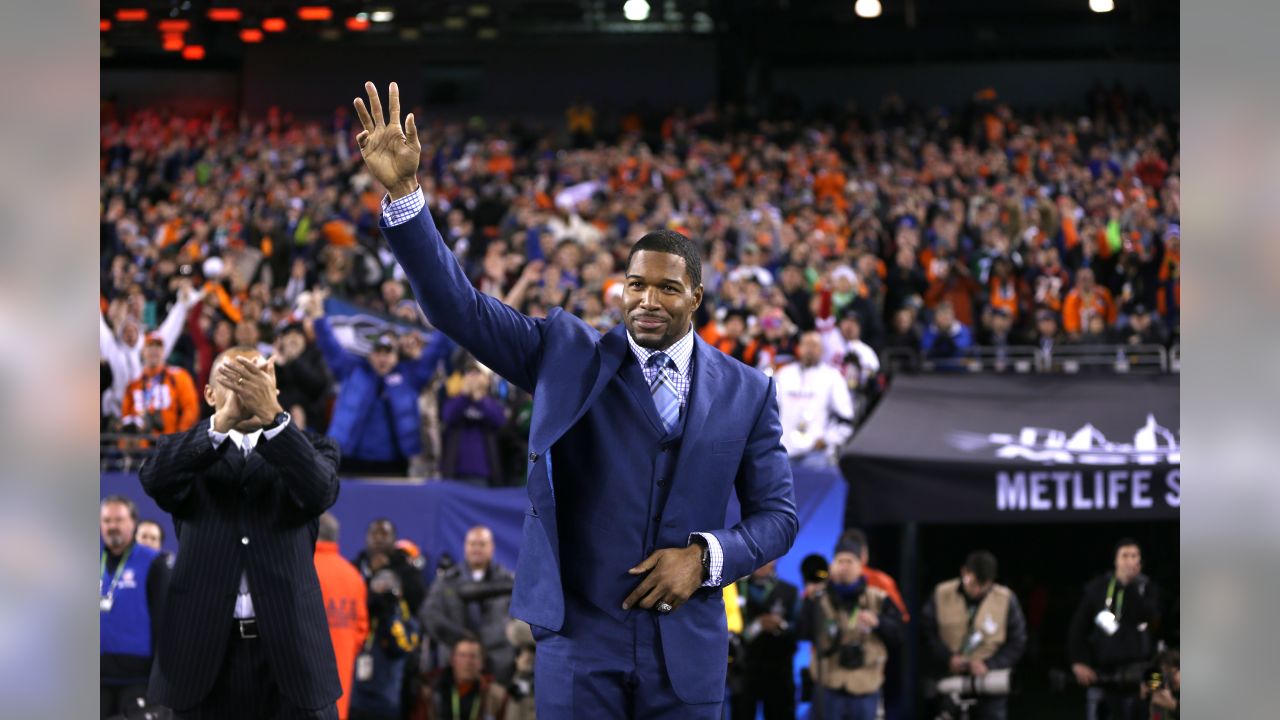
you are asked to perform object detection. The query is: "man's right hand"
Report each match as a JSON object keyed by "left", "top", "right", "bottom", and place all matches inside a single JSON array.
[
  {"left": 212, "top": 385, "right": 249, "bottom": 434},
  {"left": 353, "top": 81, "right": 422, "bottom": 200},
  {"left": 948, "top": 655, "right": 970, "bottom": 675},
  {"left": 1072, "top": 662, "right": 1098, "bottom": 686}
]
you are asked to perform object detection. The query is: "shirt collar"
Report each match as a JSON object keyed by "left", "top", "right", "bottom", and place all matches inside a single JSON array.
[
  {"left": 228, "top": 427, "right": 264, "bottom": 452},
  {"left": 626, "top": 325, "right": 695, "bottom": 377}
]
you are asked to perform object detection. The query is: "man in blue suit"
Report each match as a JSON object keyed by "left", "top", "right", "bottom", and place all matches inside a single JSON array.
[{"left": 352, "top": 81, "right": 798, "bottom": 718}]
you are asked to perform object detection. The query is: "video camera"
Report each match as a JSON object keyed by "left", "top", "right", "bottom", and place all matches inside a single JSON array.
[{"left": 1048, "top": 662, "right": 1147, "bottom": 692}]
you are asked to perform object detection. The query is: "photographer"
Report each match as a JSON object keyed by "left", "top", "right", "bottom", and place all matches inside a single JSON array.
[
  {"left": 799, "top": 537, "right": 905, "bottom": 720},
  {"left": 921, "top": 551, "right": 1027, "bottom": 720},
  {"left": 1139, "top": 649, "right": 1179, "bottom": 720},
  {"left": 1067, "top": 539, "right": 1163, "bottom": 720}
]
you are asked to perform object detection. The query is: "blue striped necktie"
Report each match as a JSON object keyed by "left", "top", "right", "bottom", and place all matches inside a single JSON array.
[{"left": 648, "top": 353, "right": 680, "bottom": 433}]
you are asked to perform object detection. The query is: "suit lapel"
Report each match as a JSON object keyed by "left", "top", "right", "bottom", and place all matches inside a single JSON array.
[
  {"left": 680, "top": 334, "right": 720, "bottom": 454},
  {"left": 529, "top": 324, "right": 630, "bottom": 453},
  {"left": 619, "top": 354, "right": 666, "bottom": 436}
]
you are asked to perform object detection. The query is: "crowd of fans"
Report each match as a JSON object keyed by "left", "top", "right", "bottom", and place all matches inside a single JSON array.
[{"left": 100, "top": 84, "right": 1179, "bottom": 479}]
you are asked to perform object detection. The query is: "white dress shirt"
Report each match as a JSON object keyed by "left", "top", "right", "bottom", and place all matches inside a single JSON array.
[
  {"left": 208, "top": 415, "right": 290, "bottom": 619},
  {"left": 773, "top": 361, "right": 855, "bottom": 458}
]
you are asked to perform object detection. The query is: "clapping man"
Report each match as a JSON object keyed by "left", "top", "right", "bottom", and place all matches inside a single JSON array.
[{"left": 139, "top": 347, "right": 342, "bottom": 718}]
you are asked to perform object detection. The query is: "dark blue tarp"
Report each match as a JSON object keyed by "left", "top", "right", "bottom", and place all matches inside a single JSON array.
[{"left": 101, "top": 464, "right": 844, "bottom": 590}]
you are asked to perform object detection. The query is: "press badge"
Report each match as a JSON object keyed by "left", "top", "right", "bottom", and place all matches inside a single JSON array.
[
  {"left": 982, "top": 615, "right": 999, "bottom": 635},
  {"left": 100, "top": 597, "right": 113, "bottom": 612},
  {"left": 355, "top": 652, "right": 373, "bottom": 682}
]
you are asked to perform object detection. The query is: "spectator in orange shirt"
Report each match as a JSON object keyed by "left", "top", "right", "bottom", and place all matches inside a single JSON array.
[
  {"left": 1062, "top": 267, "right": 1118, "bottom": 338},
  {"left": 316, "top": 513, "right": 370, "bottom": 720},
  {"left": 120, "top": 333, "right": 199, "bottom": 436}
]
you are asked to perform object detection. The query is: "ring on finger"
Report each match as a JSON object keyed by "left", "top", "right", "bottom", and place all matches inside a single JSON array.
[{"left": 656, "top": 601, "right": 674, "bottom": 614}]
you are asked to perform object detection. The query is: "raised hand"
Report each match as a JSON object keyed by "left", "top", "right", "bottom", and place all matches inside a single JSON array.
[{"left": 353, "top": 81, "right": 422, "bottom": 199}]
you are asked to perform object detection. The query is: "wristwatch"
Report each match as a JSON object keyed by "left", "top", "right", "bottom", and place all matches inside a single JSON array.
[
  {"left": 263, "top": 411, "right": 290, "bottom": 432},
  {"left": 689, "top": 535, "right": 710, "bottom": 582}
]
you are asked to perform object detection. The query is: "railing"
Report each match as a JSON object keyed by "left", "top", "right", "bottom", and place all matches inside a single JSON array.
[
  {"left": 880, "top": 343, "right": 1175, "bottom": 375},
  {"left": 100, "top": 433, "right": 160, "bottom": 473}
]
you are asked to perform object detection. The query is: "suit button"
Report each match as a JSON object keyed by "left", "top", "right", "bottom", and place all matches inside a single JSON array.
[
  {"left": 529, "top": 452, "right": 538, "bottom": 462},
  {"left": 657, "top": 479, "right": 668, "bottom": 488},
  {"left": 241, "top": 536, "right": 249, "bottom": 545}
]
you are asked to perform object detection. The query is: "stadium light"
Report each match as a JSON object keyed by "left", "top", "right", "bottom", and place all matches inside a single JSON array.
[
  {"left": 115, "top": 9, "right": 148, "bottom": 22},
  {"left": 262, "top": 17, "right": 287, "bottom": 32},
  {"left": 157, "top": 19, "right": 191, "bottom": 33},
  {"left": 162, "top": 32, "right": 185, "bottom": 51},
  {"left": 346, "top": 16, "right": 371, "bottom": 31},
  {"left": 100, "top": 18, "right": 112, "bottom": 31},
  {"left": 182, "top": 45, "right": 205, "bottom": 60},
  {"left": 207, "top": 8, "right": 243, "bottom": 22},
  {"left": 240, "top": 28, "right": 264, "bottom": 42},
  {"left": 623, "top": 0, "right": 650, "bottom": 22},
  {"left": 854, "top": 0, "right": 882, "bottom": 19},
  {"left": 298, "top": 6, "right": 333, "bottom": 21},
  {"left": 370, "top": 9, "right": 395, "bottom": 22},
  {"left": 1089, "top": 0, "right": 1115, "bottom": 12}
]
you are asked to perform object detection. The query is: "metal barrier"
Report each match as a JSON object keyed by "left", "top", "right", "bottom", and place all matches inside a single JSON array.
[
  {"left": 879, "top": 343, "right": 1175, "bottom": 375},
  {"left": 100, "top": 432, "right": 160, "bottom": 473}
]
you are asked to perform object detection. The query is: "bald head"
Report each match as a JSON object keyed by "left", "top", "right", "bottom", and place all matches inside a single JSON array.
[{"left": 464, "top": 526, "right": 494, "bottom": 571}]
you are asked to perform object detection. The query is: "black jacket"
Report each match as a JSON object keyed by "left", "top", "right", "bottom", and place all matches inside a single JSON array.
[
  {"left": 1068, "top": 572, "right": 1162, "bottom": 670},
  {"left": 139, "top": 418, "right": 342, "bottom": 711}
]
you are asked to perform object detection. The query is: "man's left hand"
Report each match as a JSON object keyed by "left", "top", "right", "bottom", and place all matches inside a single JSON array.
[
  {"left": 622, "top": 545, "right": 704, "bottom": 612},
  {"left": 969, "top": 658, "right": 989, "bottom": 677}
]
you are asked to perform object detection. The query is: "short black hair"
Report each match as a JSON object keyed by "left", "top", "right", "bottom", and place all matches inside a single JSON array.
[
  {"left": 137, "top": 519, "right": 165, "bottom": 543},
  {"left": 1114, "top": 537, "right": 1141, "bottom": 556},
  {"left": 368, "top": 518, "right": 397, "bottom": 536},
  {"left": 626, "top": 229, "right": 702, "bottom": 289},
  {"left": 963, "top": 550, "right": 998, "bottom": 584},
  {"left": 839, "top": 528, "right": 869, "bottom": 556},
  {"left": 101, "top": 495, "right": 138, "bottom": 523}
]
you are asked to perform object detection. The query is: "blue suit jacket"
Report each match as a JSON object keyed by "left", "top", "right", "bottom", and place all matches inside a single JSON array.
[{"left": 382, "top": 206, "right": 798, "bottom": 704}]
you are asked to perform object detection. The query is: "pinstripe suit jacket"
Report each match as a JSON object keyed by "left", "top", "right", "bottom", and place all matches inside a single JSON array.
[{"left": 139, "top": 418, "right": 343, "bottom": 711}]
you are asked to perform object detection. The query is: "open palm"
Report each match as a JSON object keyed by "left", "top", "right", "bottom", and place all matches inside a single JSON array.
[{"left": 354, "top": 81, "right": 421, "bottom": 199}]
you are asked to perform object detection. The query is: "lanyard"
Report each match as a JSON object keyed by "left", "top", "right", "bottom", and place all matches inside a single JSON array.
[
  {"left": 100, "top": 546, "right": 133, "bottom": 598},
  {"left": 451, "top": 685, "right": 481, "bottom": 720},
  {"left": 1105, "top": 577, "right": 1125, "bottom": 620}
]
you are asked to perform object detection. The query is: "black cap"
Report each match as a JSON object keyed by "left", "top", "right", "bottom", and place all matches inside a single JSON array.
[
  {"left": 834, "top": 537, "right": 863, "bottom": 559},
  {"left": 373, "top": 332, "right": 398, "bottom": 351},
  {"left": 1129, "top": 303, "right": 1149, "bottom": 316}
]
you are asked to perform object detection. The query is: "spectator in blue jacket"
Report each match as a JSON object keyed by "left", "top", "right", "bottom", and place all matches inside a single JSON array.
[
  {"left": 921, "top": 301, "right": 974, "bottom": 371},
  {"left": 309, "top": 292, "right": 453, "bottom": 476}
]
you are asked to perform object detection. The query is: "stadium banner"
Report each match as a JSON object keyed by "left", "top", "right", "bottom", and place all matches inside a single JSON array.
[
  {"left": 320, "top": 295, "right": 431, "bottom": 355},
  {"left": 840, "top": 374, "right": 1180, "bottom": 525}
]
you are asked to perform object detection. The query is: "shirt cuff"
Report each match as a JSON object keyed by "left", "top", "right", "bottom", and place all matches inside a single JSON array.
[
  {"left": 208, "top": 426, "right": 230, "bottom": 449},
  {"left": 382, "top": 187, "right": 425, "bottom": 227},
  {"left": 263, "top": 413, "right": 291, "bottom": 441},
  {"left": 691, "top": 532, "right": 724, "bottom": 587}
]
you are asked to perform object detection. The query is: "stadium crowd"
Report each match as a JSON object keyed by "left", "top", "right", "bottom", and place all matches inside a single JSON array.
[
  {"left": 100, "top": 85, "right": 1179, "bottom": 718},
  {"left": 101, "top": 84, "right": 1179, "bottom": 479}
]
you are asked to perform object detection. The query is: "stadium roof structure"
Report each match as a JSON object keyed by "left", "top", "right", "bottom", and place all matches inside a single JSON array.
[{"left": 102, "top": 0, "right": 1176, "bottom": 65}]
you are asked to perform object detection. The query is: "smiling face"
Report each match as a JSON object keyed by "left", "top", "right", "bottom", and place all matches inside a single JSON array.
[{"left": 623, "top": 250, "right": 703, "bottom": 350}]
